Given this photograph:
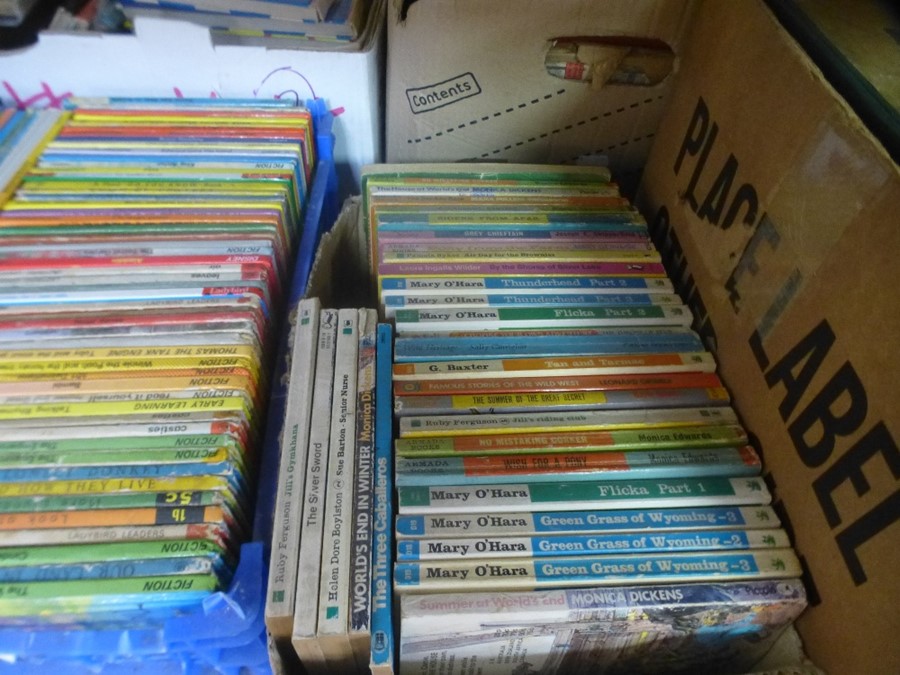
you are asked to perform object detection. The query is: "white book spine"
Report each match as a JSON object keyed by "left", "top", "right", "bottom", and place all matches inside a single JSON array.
[
  {"left": 316, "top": 308, "right": 359, "bottom": 670},
  {"left": 265, "top": 297, "right": 320, "bottom": 641},
  {"left": 291, "top": 309, "right": 338, "bottom": 668}
]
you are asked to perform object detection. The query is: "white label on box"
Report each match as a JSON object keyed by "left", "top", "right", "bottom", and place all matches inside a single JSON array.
[{"left": 405, "top": 73, "right": 482, "bottom": 114}]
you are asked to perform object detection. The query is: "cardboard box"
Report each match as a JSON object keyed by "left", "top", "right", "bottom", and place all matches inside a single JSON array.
[
  {"left": 0, "top": 13, "right": 385, "bottom": 199},
  {"left": 769, "top": 0, "right": 900, "bottom": 165},
  {"left": 385, "top": 0, "right": 696, "bottom": 188},
  {"left": 636, "top": 1, "right": 900, "bottom": 673}
]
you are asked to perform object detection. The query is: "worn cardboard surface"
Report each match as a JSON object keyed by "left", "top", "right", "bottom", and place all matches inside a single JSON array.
[
  {"left": 793, "top": 0, "right": 900, "bottom": 113},
  {"left": 0, "top": 12, "right": 384, "bottom": 200},
  {"left": 385, "top": 0, "right": 695, "bottom": 185},
  {"left": 636, "top": 1, "right": 900, "bottom": 673}
]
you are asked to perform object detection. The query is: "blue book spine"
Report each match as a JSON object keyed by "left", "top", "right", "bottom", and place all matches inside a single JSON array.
[
  {"left": 385, "top": 292, "right": 678, "bottom": 309},
  {"left": 394, "top": 549, "right": 801, "bottom": 591},
  {"left": 395, "top": 447, "right": 761, "bottom": 488},
  {"left": 392, "top": 331, "right": 702, "bottom": 362},
  {"left": 0, "top": 462, "right": 247, "bottom": 496},
  {"left": 0, "top": 555, "right": 223, "bottom": 583},
  {"left": 395, "top": 505, "right": 781, "bottom": 538},
  {"left": 0, "top": 461, "right": 234, "bottom": 481},
  {"left": 369, "top": 323, "right": 394, "bottom": 672},
  {"left": 395, "top": 527, "right": 790, "bottom": 561},
  {"left": 375, "top": 214, "right": 646, "bottom": 229},
  {"left": 530, "top": 551, "right": 791, "bottom": 584},
  {"left": 381, "top": 276, "right": 670, "bottom": 293}
]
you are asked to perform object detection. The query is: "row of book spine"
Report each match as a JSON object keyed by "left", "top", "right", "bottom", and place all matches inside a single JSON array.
[
  {"left": 266, "top": 298, "right": 394, "bottom": 674},
  {"left": 361, "top": 163, "right": 807, "bottom": 675}
]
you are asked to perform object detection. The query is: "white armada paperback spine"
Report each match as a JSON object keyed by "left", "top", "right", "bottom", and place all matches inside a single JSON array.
[
  {"left": 265, "top": 297, "right": 320, "bottom": 643},
  {"left": 316, "top": 308, "right": 359, "bottom": 671},
  {"left": 291, "top": 309, "right": 338, "bottom": 669}
]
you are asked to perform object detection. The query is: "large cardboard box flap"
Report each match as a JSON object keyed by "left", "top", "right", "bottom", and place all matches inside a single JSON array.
[
  {"left": 386, "top": 0, "right": 696, "bottom": 183},
  {"left": 637, "top": 1, "right": 900, "bottom": 673}
]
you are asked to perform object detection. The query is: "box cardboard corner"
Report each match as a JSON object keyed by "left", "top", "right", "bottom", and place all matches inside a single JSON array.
[{"left": 636, "top": 1, "right": 900, "bottom": 673}]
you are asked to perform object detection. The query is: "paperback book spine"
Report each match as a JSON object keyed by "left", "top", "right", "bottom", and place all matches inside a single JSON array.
[
  {"left": 349, "top": 308, "right": 378, "bottom": 670},
  {"left": 392, "top": 305, "right": 693, "bottom": 333},
  {"left": 392, "top": 352, "right": 717, "bottom": 381},
  {"left": 394, "top": 425, "right": 749, "bottom": 458},
  {"left": 0, "top": 555, "right": 224, "bottom": 583},
  {"left": 398, "top": 579, "right": 808, "bottom": 674},
  {"left": 377, "top": 260, "right": 668, "bottom": 278},
  {"left": 392, "top": 328, "right": 703, "bottom": 362},
  {"left": 393, "top": 387, "right": 731, "bottom": 416},
  {"left": 395, "top": 505, "right": 782, "bottom": 539},
  {"left": 265, "top": 298, "right": 320, "bottom": 642},
  {"left": 397, "top": 476, "right": 773, "bottom": 515},
  {"left": 316, "top": 308, "right": 359, "bottom": 671},
  {"left": 396, "top": 527, "right": 791, "bottom": 561},
  {"left": 369, "top": 323, "right": 395, "bottom": 675},
  {"left": 380, "top": 275, "right": 673, "bottom": 296},
  {"left": 393, "top": 371, "right": 724, "bottom": 397},
  {"left": 291, "top": 309, "right": 338, "bottom": 668},
  {"left": 397, "top": 406, "right": 739, "bottom": 438},
  {"left": 382, "top": 291, "right": 683, "bottom": 319},
  {"left": 398, "top": 576, "right": 807, "bottom": 634},
  {"left": 393, "top": 446, "right": 762, "bottom": 486},
  {"left": 393, "top": 548, "right": 802, "bottom": 593}
]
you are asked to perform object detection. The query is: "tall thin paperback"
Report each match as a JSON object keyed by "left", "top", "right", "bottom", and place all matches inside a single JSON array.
[
  {"left": 291, "top": 308, "right": 338, "bottom": 668},
  {"left": 265, "top": 297, "right": 320, "bottom": 642},
  {"left": 349, "top": 308, "right": 378, "bottom": 670},
  {"left": 316, "top": 308, "right": 359, "bottom": 670}
]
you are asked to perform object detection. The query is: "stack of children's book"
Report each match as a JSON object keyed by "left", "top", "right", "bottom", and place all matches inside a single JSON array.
[
  {"left": 117, "top": 0, "right": 382, "bottom": 50},
  {"left": 359, "top": 164, "right": 808, "bottom": 674},
  {"left": 0, "top": 99, "right": 319, "bottom": 672}
]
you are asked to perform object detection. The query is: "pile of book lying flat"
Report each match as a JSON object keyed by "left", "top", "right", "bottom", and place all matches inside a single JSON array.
[
  {"left": 118, "top": 0, "right": 383, "bottom": 50},
  {"left": 0, "top": 99, "right": 317, "bottom": 668},
  {"left": 360, "top": 163, "right": 809, "bottom": 675}
]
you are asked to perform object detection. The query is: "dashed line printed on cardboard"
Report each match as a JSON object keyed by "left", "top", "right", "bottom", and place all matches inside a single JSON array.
[
  {"left": 476, "top": 96, "right": 665, "bottom": 159},
  {"left": 405, "top": 92, "right": 665, "bottom": 159},
  {"left": 407, "top": 87, "right": 569, "bottom": 142}
]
